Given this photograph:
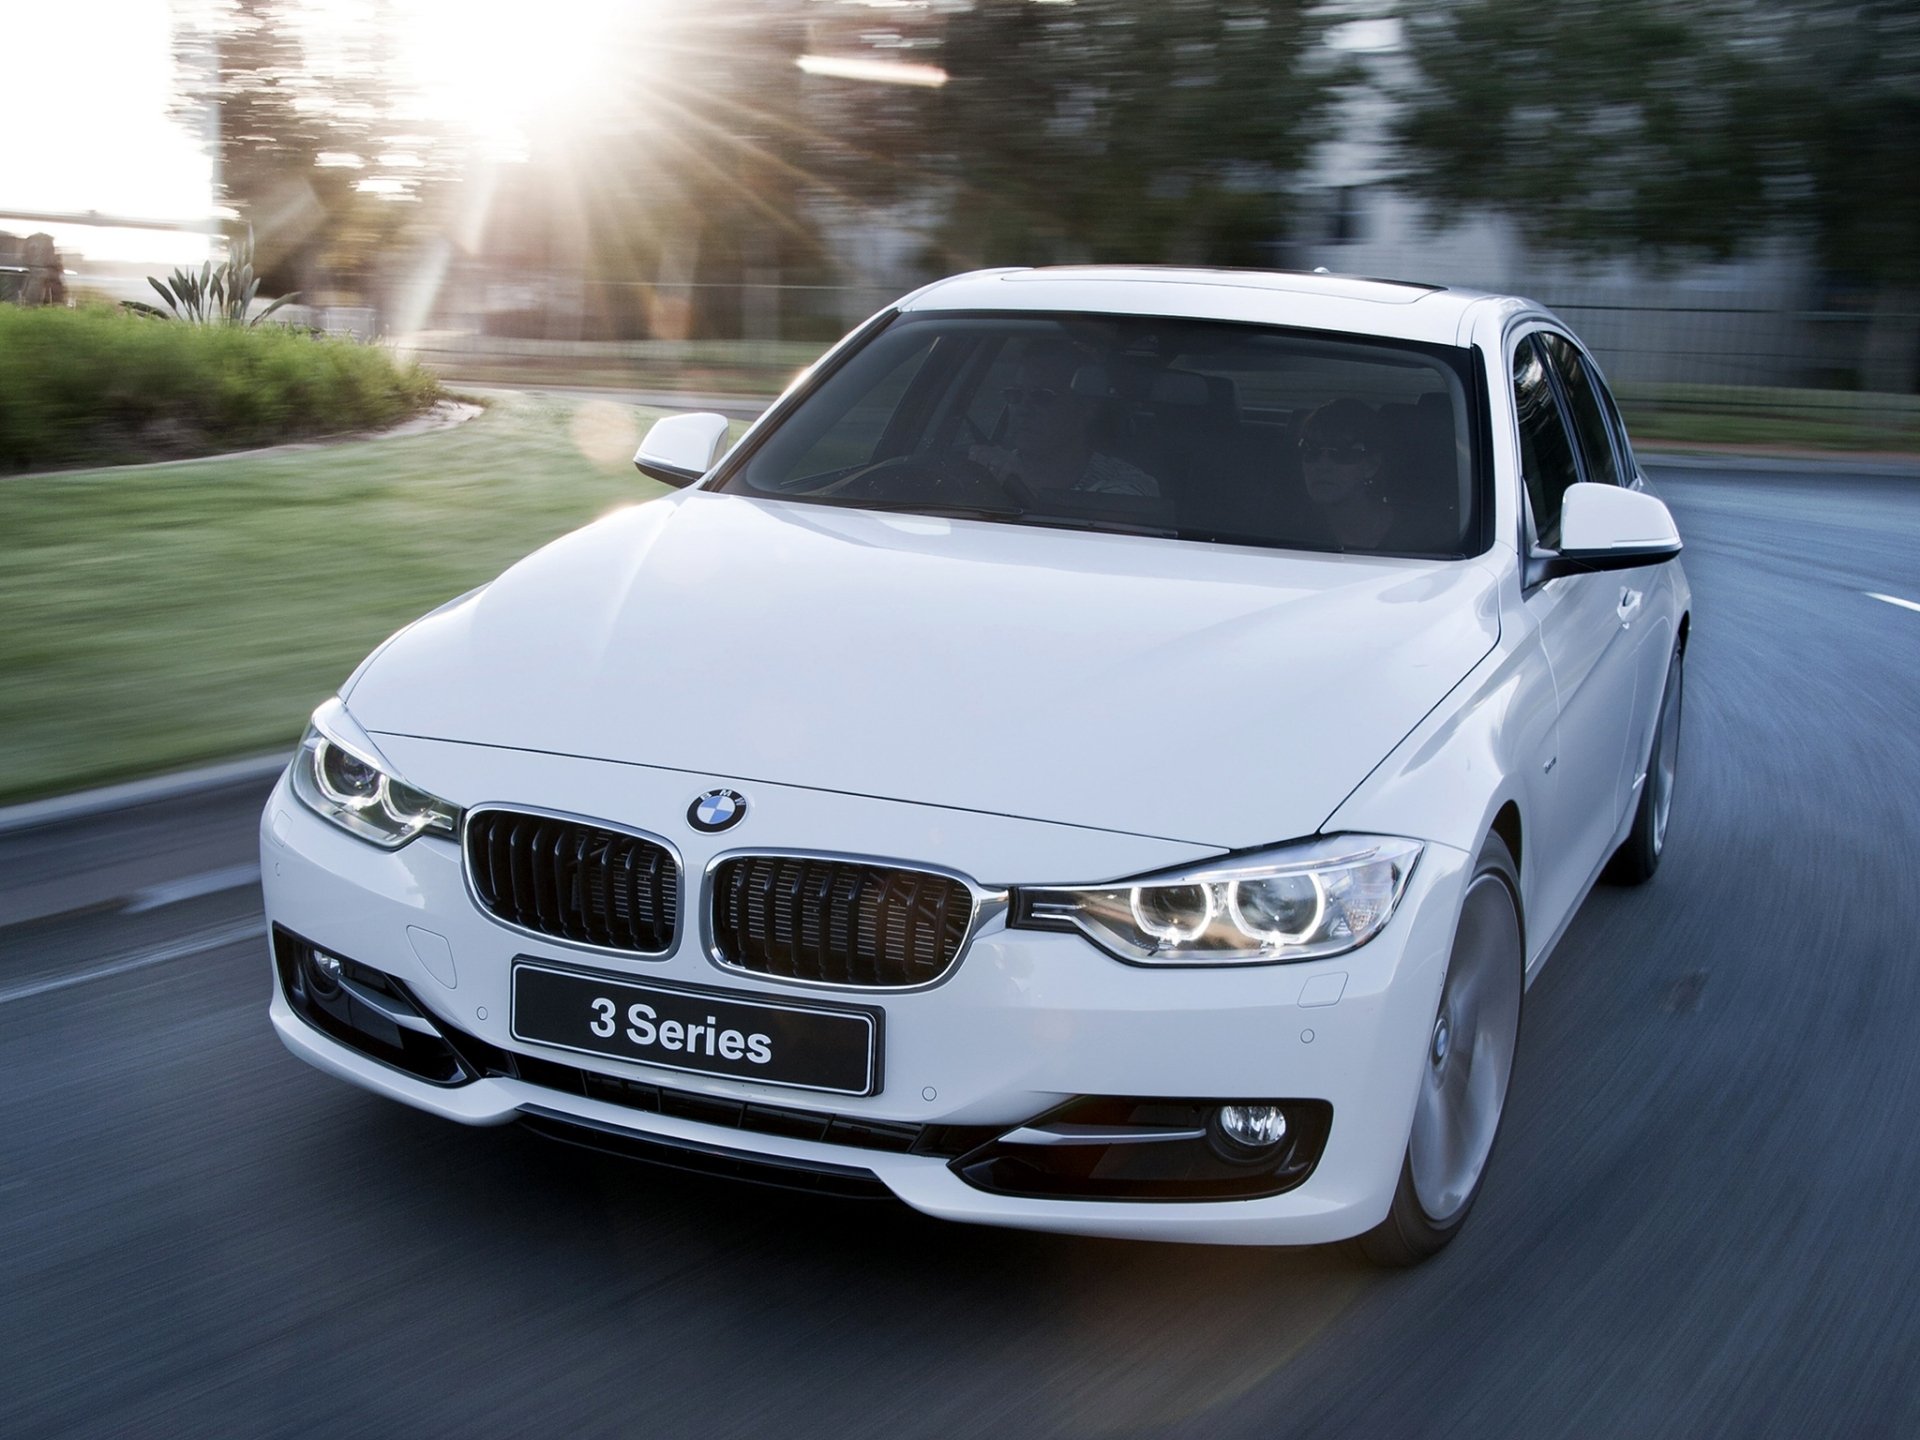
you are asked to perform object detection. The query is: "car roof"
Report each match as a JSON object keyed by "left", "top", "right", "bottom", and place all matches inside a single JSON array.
[{"left": 899, "top": 266, "right": 1518, "bottom": 347}]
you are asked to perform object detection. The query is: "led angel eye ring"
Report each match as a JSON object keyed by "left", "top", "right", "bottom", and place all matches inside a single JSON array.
[
  {"left": 1129, "top": 883, "right": 1216, "bottom": 943},
  {"left": 1227, "top": 872, "right": 1326, "bottom": 946},
  {"left": 314, "top": 738, "right": 383, "bottom": 810}
]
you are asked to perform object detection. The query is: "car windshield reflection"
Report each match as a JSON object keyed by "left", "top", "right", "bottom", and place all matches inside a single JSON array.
[{"left": 715, "top": 312, "right": 1483, "bottom": 559}]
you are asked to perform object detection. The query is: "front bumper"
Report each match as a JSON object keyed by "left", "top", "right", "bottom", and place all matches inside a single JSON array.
[{"left": 261, "top": 754, "right": 1471, "bottom": 1246}]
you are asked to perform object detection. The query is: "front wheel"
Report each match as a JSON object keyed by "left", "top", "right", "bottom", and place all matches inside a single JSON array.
[{"left": 1359, "top": 834, "right": 1524, "bottom": 1267}]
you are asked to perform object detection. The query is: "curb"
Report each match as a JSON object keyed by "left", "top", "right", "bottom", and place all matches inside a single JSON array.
[
  {"left": 0, "top": 752, "right": 291, "bottom": 837},
  {"left": 457, "top": 383, "right": 774, "bottom": 420},
  {"left": 4, "top": 399, "right": 483, "bottom": 483}
]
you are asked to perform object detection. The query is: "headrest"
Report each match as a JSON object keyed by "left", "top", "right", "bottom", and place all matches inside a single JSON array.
[
  {"left": 1069, "top": 364, "right": 1115, "bottom": 398},
  {"left": 1149, "top": 371, "right": 1212, "bottom": 406}
]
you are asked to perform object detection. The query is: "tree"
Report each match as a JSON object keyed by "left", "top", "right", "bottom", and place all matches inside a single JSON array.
[
  {"left": 1753, "top": 2, "right": 1920, "bottom": 294},
  {"left": 921, "top": 0, "right": 1350, "bottom": 267},
  {"left": 166, "top": 1, "right": 1354, "bottom": 338},
  {"left": 1389, "top": 0, "right": 1920, "bottom": 387},
  {"left": 492, "top": 0, "right": 1353, "bottom": 331},
  {"left": 175, "top": 0, "right": 459, "bottom": 307},
  {"left": 479, "top": 1, "right": 837, "bottom": 340},
  {"left": 1389, "top": 0, "right": 1787, "bottom": 259}
]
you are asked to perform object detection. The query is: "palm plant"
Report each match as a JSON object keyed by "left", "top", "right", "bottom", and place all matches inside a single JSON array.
[{"left": 124, "top": 229, "right": 298, "bottom": 326}]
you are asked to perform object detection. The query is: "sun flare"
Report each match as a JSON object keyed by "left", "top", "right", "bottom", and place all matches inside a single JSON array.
[{"left": 388, "top": 0, "right": 659, "bottom": 151}]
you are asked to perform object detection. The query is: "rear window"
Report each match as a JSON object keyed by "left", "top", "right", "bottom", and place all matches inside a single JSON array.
[{"left": 715, "top": 312, "right": 1486, "bottom": 559}]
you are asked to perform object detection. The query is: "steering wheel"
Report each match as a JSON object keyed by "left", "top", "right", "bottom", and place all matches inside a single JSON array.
[{"left": 829, "top": 451, "right": 1027, "bottom": 509}]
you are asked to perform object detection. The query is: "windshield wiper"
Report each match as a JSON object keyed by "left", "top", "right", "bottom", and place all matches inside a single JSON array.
[
  {"left": 811, "top": 495, "right": 1022, "bottom": 521},
  {"left": 1016, "top": 512, "right": 1180, "bottom": 539}
]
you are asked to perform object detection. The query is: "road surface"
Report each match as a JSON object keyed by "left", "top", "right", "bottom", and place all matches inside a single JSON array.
[{"left": 3, "top": 461, "right": 1917, "bottom": 1438}]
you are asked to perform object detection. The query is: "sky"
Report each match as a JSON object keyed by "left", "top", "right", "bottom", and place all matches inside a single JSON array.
[
  {"left": 0, "top": 0, "right": 216, "bottom": 263},
  {"left": 0, "top": 0, "right": 666, "bottom": 266}
]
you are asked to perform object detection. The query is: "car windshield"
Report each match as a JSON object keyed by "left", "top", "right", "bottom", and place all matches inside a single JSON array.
[{"left": 714, "top": 311, "right": 1483, "bottom": 557}]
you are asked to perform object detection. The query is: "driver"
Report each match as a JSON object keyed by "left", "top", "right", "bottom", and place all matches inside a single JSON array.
[
  {"left": 1297, "top": 397, "right": 1395, "bottom": 549},
  {"left": 969, "top": 340, "right": 1159, "bottom": 496}
]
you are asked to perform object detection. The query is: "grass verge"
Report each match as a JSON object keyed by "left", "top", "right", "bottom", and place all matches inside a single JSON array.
[
  {"left": 0, "top": 391, "right": 722, "bottom": 804},
  {"left": 0, "top": 306, "right": 442, "bottom": 472},
  {"left": 1618, "top": 383, "right": 1920, "bottom": 453}
]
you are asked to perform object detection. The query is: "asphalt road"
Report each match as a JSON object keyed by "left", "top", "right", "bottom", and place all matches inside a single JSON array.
[{"left": 3, "top": 461, "right": 1917, "bottom": 1439}]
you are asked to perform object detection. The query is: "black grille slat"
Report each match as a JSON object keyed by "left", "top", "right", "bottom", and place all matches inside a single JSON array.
[
  {"left": 542, "top": 822, "right": 566, "bottom": 938},
  {"left": 528, "top": 820, "right": 554, "bottom": 931},
  {"left": 573, "top": 828, "right": 600, "bottom": 947},
  {"left": 712, "top": 857, "right": 972, "bottom": 988},
  {"left": 466, "top": 810, "right": 677, "bottom": 954},
  {"left": 507, "top": 816, "right": 534, "bottom": 929},
  {"left": 524, "top": 821, "right": 550, "bottom": 932},
  {"left": 478, "top": 815, "right": 505, "bottom": 914},
  {"left": 619, "top": 840, "right": 643, "bottom": 953},
  {"left": 830, "top": 870, "right": 862, "bottom": 985}
]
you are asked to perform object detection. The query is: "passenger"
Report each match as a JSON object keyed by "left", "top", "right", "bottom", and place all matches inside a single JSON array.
[
  {"left": 1297, "top": 398, "right": 1395, "bottom": 550},
  {"left": 970, "top": 341, "right": 1159, "bottom": 497}
]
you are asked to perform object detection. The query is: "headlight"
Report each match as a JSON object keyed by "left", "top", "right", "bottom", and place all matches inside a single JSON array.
[
  {"left": 1013, "top": 835, "right": 1422, "bottom": 965},
  {"left": 289, "top": 699, "right": 460, "bottom": 848}
]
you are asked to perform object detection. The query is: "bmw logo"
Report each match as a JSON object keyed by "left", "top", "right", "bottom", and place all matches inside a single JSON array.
[{"left": 688, "top": 788, "right": 748, "bottom": 833}]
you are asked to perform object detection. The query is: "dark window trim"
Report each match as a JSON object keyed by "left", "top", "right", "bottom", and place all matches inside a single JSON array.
[
  {"left": 1539, "top": 330, "right": 1634, "bottom": 492},
  {"left": 1508, "top": 328, "right": 1586, "bottom": 558},
  {"left": 1589, "top": 358, "right": 1642, "bottom": 487}
]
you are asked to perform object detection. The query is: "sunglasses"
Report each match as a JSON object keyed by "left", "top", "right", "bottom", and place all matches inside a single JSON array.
[
  {"left": 1003, "top": 385, "right": 1062, "bottom": 407},
  {"left": 1300, "top": 440, "right": 1368, "bottom": 464}
]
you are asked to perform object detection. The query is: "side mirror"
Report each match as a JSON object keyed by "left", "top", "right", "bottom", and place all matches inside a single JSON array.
[
  {"left": 1528, "top": 482, "right": 1682, "bottom": 585},
  {"left": 633, "top": 412, "right": 731, "bottom": 488}
]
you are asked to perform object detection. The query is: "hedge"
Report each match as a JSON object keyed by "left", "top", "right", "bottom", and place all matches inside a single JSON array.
[{"left": 0, "top": 305, "right": 441, "bottom": 472}]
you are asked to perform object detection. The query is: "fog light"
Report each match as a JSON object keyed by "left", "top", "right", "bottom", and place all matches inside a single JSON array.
[
  {"left": 305, "top": 948, "right": 344, "bottom": 1000},
  {"left": 1216, "top": 1103, "right": 1289, "bottom": 1152}
]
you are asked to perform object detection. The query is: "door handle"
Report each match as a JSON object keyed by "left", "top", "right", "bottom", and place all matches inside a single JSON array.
[{"left": 1618, "top": 588, "right": 1643, "bottom": 628}]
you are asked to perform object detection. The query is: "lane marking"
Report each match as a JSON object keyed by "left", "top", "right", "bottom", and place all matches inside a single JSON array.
[
  {"left": 123, "top": 863, "right": 261, "bottom": 915},
  {"left": 1866, "top": 591, "right": 1920, "bottom": 613},
  {"left": 0, "top": 918, "right": 266, "bottom": 1006}
]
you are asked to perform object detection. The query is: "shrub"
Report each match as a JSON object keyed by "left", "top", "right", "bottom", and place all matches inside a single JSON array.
[
  {"left": 120, "top": 228, "right": 298, "bottom": 327},
  {"left": 0, "top": 306, "right": 442, "bottom": 472}
]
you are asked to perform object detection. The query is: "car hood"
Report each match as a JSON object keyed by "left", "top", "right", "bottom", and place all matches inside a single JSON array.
[{"left": 347, "top": 490, "right": 1500, "bottom": 850}]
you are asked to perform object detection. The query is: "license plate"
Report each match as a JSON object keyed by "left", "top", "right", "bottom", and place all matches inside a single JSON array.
[{"left": 511, "top": 961, "right": 882, "bottom": 1097}]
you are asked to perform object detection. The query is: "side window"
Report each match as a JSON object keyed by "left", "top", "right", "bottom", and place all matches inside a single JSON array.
[
  {"left": 1512, "top": 336, "right": 1582, "bottom": 548},
  {"left": 1540, "top": 334, "right": 1622, "bottom": 488}
]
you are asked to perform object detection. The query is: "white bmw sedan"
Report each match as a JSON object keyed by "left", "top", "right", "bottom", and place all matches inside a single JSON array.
[{"left": 262, "top": 268, "right": 1688, "bottom": 1263}]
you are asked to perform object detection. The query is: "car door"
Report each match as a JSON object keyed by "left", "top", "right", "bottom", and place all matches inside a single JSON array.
[
  {"left": 1582, "top": 344, "right": 1682, "bottom": 782},
  {"left": 1539, "top": 333, "right": 1677, "bottom": 797},
  {"left": 1512, "top": 332, "right": 1642, "bottom": 938}
]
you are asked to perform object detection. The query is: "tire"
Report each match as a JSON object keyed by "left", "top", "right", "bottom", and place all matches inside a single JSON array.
[
  {"left": 1604, "top": 643, "right": 1684, "bottom": 887},
  {"left": 1358, "top": 834, "right": 1524, "bottom": 1267}
]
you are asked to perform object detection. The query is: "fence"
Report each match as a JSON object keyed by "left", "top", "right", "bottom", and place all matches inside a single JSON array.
[{"left": 1547, "top": 297, "right": 1919, "bottom": 449}]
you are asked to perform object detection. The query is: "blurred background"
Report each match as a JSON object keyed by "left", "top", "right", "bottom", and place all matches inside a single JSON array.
[
  {"left": 6, "top": 0, "right": 1917, "bottom": 799},
  {"left": 5, "top": 0, "right": 1918, "bottom": 422}
]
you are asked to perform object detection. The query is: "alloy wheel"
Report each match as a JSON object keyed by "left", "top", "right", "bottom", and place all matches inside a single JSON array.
[{"left": 1408, "top": 871, "right": 1523, "bottom": 1224}]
